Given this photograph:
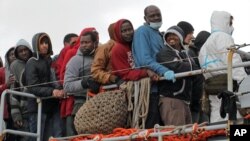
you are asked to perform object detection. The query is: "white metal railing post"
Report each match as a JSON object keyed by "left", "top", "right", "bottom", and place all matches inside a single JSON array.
[
  {"left": 37, "top": 98, "right": 42, "bottom": 141},
  {"left": 0, "top": 90, "right": 7, "bottom": 139},
  {"left": 0, "top": 89, "right": 43, "bottom": 141}
]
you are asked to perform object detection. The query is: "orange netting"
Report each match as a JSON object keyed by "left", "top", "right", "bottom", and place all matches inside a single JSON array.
[
  {"left": 49, "top": 125, "right": 226, "bottom": 141},
  {"left": 244, "top": 114, "right": 250, "bottom": 119}
]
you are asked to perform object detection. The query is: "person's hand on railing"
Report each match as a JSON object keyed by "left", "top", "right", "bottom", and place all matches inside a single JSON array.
[
  {"left": 146, "top": 69, "right": 160, "bottom": 81},
  {"left": 13, "top": 114, "right": 23, "bottom": 128},
  {"left": 81, "top": 77, "right": 101, "bottom": 94},
  {"left": 7, "top": 74, "right": 15, "bottom": 88},
  {"left": 52, "top": 89, "right": 65, "bottom": 98},
  {"left": 87, "top": 77, "right": 101, "bottom": 94},
  {"left": 164, "top": 70, "right": 176, "bottom": 83}
]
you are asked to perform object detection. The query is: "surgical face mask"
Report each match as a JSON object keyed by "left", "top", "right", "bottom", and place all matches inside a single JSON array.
[{"left": 149, "top": 21, "right": 162, "bottom": 30}]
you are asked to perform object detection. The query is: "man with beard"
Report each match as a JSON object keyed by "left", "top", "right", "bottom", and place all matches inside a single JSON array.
[{"left": 63, "top": 30, "right": 99, "bottom": 136}]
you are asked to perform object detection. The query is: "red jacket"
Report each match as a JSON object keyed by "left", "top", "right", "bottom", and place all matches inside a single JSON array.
[
  {"left": 111, "top": 19, "right": 147, "bottom": 81},
  {"left": 54, "top": 45, "right": 71, "bottom": 83},
  {"left": 0, "top": 67, "right": 9, "bottom": 120}
]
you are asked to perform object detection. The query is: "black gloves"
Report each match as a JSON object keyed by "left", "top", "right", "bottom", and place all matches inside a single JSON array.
[
  {"left": 114, "top": 76, "right": 124, "bottom": 87},
  {"left": 81, "top": 77, "right": 101, "bottom": 94},
  {"left": 217, "top": 90, "right": 237, "bottom": 120},
  {"left": 88, "top": 77, "right": 101, "bottom": 94}
]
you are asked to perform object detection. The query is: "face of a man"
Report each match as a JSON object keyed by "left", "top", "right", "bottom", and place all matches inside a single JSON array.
[
  {"left": 8, "top": 49, "right": 16, "bottom": 64},
  {"left": 69, "top": 36, "right": 78, "bottom": 47},
  {"left": 144, "top": 6, "right": 162, "bottom": 24},
  {"left": 184, "top": 32, "right": 194, "bottom": 45},
  {"left": 80, "top": 34, "right": 95, "bottom": 55},
  {"left": 121, "top": 21, "right": 134, "bottom": 42},
  {"left": 165, "top": 33, "right": 181, "bottom": 49},
  {"left": 16, "top": 46, "right": 30, "bottom": 61},
  {"left": 39, "top": 37, "right": 49, "bottom": 56},
  {"left": 64, "top": 36, "right": 78, "bottom": 47}
]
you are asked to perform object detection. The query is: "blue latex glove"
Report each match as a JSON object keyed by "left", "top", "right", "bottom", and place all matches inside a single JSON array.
[{"left": 164, "top": 70, "right": 176, "bottom": 82}]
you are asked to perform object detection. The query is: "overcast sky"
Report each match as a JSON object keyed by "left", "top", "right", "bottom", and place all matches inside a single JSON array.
[{"left": 1, "top": 0, "right": 250, "bottom": 63}]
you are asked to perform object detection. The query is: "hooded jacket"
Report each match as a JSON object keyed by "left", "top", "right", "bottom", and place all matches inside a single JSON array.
[
  {"left": 156, "top": 26, "right": 197, "bottom": 101},
  {"left": 91, "top": 23, "right": 116, "bottom": 84},
  {"left": 25, "top": 32, "right": 58, "bottom": 113},
  {"left": 198, "top": 11, "right": 247, "bottom": 82},
  {"left": 111, "top": 19, "right": 148, "bottom": 81},
  {"left": 11, "top": 39, "right": 33, "bottom": 87},
  {"left": 59, "top": 27, "right": 98, "bottom": 84},
  {"left": 9, "top": 39, "right": 33, "bottom": 122},
  {"left": 188, "top": 31, "right": 211, "bottom": 67},
  {"left": 63, "top": 48, "right": 93, "bottom": 96},
  {"left": 10, "top": 39, "right": 32, "bottom": 121},
  {"left": 60, "top": 28, "right": 97, "bottom": 117}
]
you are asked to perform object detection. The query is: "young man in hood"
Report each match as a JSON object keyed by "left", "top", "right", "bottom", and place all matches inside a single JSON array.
[
  {"left": 25, "top": 33, "right": 65, "bottom": 141},
  {"left": 111, "top": 19, "right": 156, "bottom": 82},
  {"left": 132, "top": 5, "right": 174, "bottom": 128},
  {"left": 9, "top": 39, "right": 33, "bottom": 141},
  {"left": 198, "top": 11, "right": 247, "bottom": 123},
  {"left": 91, "top": 23, "right": 119, "bottom": 85},
  {"left": 156, "top": 26, "right": 199, "bottom": 125}
]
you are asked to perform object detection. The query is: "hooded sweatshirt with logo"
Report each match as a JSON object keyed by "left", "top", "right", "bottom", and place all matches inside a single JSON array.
[{"left": 111, "top": 19, "right": 148, "bottom": 81}]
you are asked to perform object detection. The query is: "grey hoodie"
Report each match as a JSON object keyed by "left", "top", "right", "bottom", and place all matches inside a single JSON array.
[
  {"left": 11, "top": 39, "right": 33, "bottom": 85},
  {"left": 9, "top": 39, "right": 33, "bottom": 122},
  {"left": 63, "top": 48, "right": 93, "bottom": 96}
]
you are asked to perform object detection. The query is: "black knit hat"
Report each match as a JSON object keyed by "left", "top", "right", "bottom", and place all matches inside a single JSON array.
[
  {"left": 194, "top": 31, "right": 210, "bottom": 50},
  {"left": 177, "top": 21, "right": 194, "bottom": 38}
]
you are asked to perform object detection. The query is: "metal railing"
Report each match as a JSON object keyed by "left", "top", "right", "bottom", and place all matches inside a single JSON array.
[
  {"left": 1, "top": 45, "right": 250, "bottom": 141},
  {"left": 0, "top": 90, "right": 42, "bottom": 141}
]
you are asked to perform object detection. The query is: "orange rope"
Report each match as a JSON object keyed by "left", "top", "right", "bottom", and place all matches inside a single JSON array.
[
  {"left": 49, "top": 127, "right": 226, "bottom": 141},
  {"left": 244, "top": 114, "right": 250, "bottom": 119}
]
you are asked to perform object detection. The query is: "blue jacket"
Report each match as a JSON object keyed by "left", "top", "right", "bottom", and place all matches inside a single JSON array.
[{"left": 132, "top": 24, "right": 169, "bottom": 76}]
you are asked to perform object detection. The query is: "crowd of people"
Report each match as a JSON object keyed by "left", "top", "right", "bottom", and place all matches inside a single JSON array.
[{"left": 0, "top": 4, "right": 249, "bottom": 141}]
